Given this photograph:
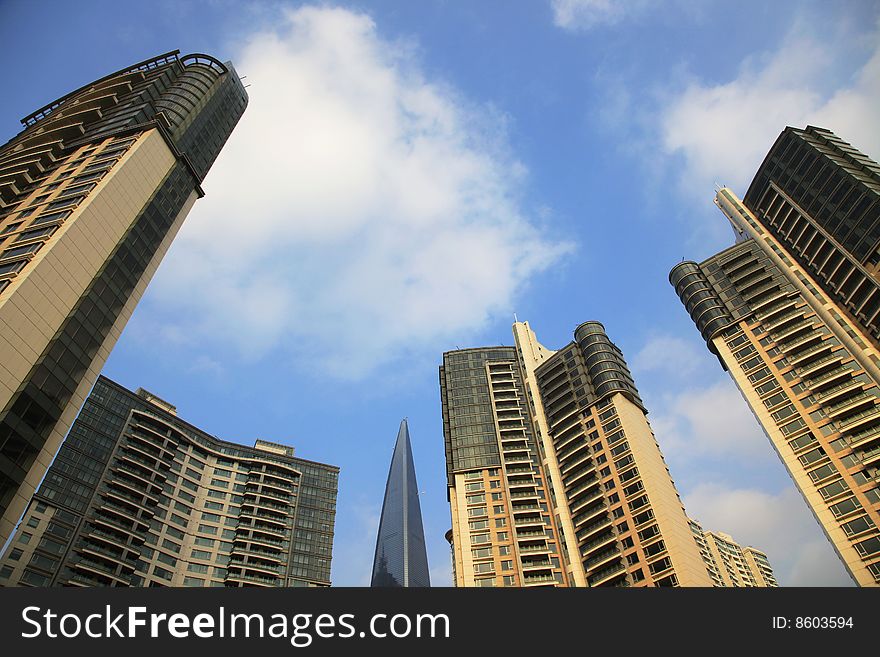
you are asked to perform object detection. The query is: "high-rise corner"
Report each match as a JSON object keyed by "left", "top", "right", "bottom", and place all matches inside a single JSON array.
[
  {"left": 0, "top": 51, "right": 248, "bottom": 546},
  {"left": 671, "top": 126, "right": 880, "bottom": 586}
]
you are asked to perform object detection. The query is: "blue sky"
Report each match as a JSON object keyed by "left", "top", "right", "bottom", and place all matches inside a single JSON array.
[{"left": 2, "top": 0, "right": 878, "bottom": 586}]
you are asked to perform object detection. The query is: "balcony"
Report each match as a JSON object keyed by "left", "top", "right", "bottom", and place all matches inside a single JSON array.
[
  {"left": 91, "top": 511, "right": 142, "bottom": 538},
  {"left": 564, "top": 463, "right": 598, "bottom": 490},
  {"left": 577, "top": 517, "right": 613, "bottom": 542},
  {"left": 80, "top": 542, "right": 137, "bottom": 568},
  {"left": 230, "top": 546, "right": 285, "bottom": 563},
  {"left": 244, "top": 489, "right": 291, "bottom": 504},
  {"left": 235, "top": 533, "right": 284, "bottom": 548},
  {"left": 763, "top": 308, "right": 808, "bottom": 332},
  {"left": 566, "top": 475, "right": 601, "bottom": 501},
  {"left": 113, "top": 462, "right": 163, "bottom": 492},
  {"left": 779, "top": 329, "right": 825, "bottom": 354},
  {"left": 228, "top": 558, "right": 283, "bottom": 575},
  {"left": 237, "top": 521, "right": 287, "bottom": 538},
  {"left": 109, "top": 475, "right": 160, "bottom": 504},
  {"left": 728, "top": 262, "right": 765, "bottom": 284},
  {"left": 847, "top": 425, "right": 880, "bottom": 450},
  {"left": 520, "top": 559, "right": 553, "bottom": 570},
  {"left": 516, "top": 528, "right": 548, "bottom": 539},
  {"left": 588, "top": 561, "right": 627, "bottom": 586},
  {"left": 67, "top": 572, "right": 111, "bottom": 587},
  {"left": 584, "top": 549, "right": 620, "bottom": 572},
  {"left": 825, "top": 393, "right": 876, "bottom": 419},
  {"left": 570, "top": 488, "right": 605, "bottom": 516},
  {"left": 225, "top": 571, "right": 279, "bottom": 587},
  {"left": 84, "top": 527, "right": 141, "bottom": 552},
  {"left": 103, "top": 486, "right": 156, "bottom": 514},
  {"left": 70, "top": 558, "right": 130, "bottom": 585},
  {"left": 514, "top": 516, "right": 544, "bottom": 528},
  {"left": 751, "top": 290, "right": 787, "bottom": 313},
  {"left": 573, "top": 500, "right": 608, "bottom": 527},
  {"left": 511, "top": 503, "right": 542, "bottom": 513},
  {"left": 786, "top": 340, "right": 835, "bottom": 368},
  {"left": 557, "top": 439, "right": 590, "bottom": 466},
  {"left": 803, "top": 362, "right": 851, "bottom": 387},
  {"left": 241, "top": 498, "right": 290, "bottom": 514},
  {"left": 755, "top": 299, "right": 798, "bottom": 322},
  {"left": 518, "top": 543, "right": 550, "bottom": 554},
  {"left": 813, "top": 378, "right": 862, "bottom": 404},
  {"left": 99, "top": 500, "right": 150, "bottom": 529},
  {"left": 771, "top": 319, "right": 816, "bottom": 344},
  {"left": 860, "top": 443, "right": 880, "bottom": 466},
  {"left": 580, "top": 531, "right": 617, "bottom": 558},
  {"left": 246, "top": 478, "right": 294, "bottom": 493},
  {"left": 118, "top": 450, "right": 168, "bottom": 475},
  {"left": 741, "top": 280, "right": 778, "bottom": 301},
  {"left": 521, "top": 573, "right": 557, "bottom": 586}
]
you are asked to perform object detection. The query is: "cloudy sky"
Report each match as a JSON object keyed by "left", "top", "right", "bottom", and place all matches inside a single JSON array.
[{"left": 2, "top": 0, "right": 878, "bottom": 586}]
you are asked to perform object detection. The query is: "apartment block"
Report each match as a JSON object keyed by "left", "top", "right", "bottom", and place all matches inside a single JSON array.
[
  {"left": 671, "top": 126, "right": 880, "bottom": 586},
  {"left": 0, "top": 376, "right": 338, "bottom": 587}
]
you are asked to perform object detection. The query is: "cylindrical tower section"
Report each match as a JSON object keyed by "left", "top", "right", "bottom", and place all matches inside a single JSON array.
[
  {"left": 669, "top": 261, "right": 734, "bottom": 345},
  {"left": 156, "top": 61, "right": 223, "bottom": 136},
  {"left": 574, "top": 321, "right": 642, "bottom": 406}
]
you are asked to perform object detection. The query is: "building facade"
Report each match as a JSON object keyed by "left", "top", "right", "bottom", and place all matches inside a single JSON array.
[
  {"left": 371, "top": 419, "right": 430, "bottom": 587},
  {"left": 689, "top": 519, "right": 777, "bottom": 587},
  {"left": 0, "top": 51, "right": 248, "bottom": 546},
  {"left": 0, "top": 376, "right": 338, "bottom": 587},
  {"left": 670, "top": 126, "right": 880, "bottom": 586},
  {"left": 441, "top": 321, "right": 714, "bottom": 587}
]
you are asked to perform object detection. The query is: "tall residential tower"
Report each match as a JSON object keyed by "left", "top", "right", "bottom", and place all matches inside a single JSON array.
[
  {"left": 0, "top": 376, "right": 338, "bottom": 587},
  {"left": 689, "top": 519, "right": 778, "bottom": 587},
  {"left": 671, "top": 126, "right": 880, "bottom": 586},
  {"left": 0, "top": 51, "right": 247, "bottom": 546},
  {"left": 441, "top": 320, "right": 714, "bottom": 587},
  {"left": 371, "top": 419, "right": 430, "bottom": 587}
]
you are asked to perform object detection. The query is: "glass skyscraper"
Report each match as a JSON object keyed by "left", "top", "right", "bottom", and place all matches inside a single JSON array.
[
  {"left": 0, "top": 50, "right": 248, "bottom": 547},
  {"left": 371, "top": 419, "right": 430, "bottom": 587}
]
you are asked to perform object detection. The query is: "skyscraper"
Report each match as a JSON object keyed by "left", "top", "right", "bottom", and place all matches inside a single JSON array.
[
  {"left": 441, "top": 320, "right": 714, "bottom": 587},
  {"left": 371, "top": 419, "right": 430, "bottom": 587},
  {"left": 0, "top": 51, "right": 248, "bottom": 547},
  {"left": 0, "top": 376, "right": 338, "bottom": 587},
  {"left": 688, "top": 519, "right": 778, "bottom": 587},
  {"left": 670, "top": 126, "right": 880, "bottom": 586}
]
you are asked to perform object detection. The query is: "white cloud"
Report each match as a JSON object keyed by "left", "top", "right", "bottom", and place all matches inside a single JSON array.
[
  {"left": 631, "top": 334, "right": 707, "bottom": 379},
  {"left": 551, "top": 0, "right": 634, "bottom": 29},
  {"left": 684, "top": 483, "right": 852, "bottom": 586},
  {"left": 551, "top": 0, "right": 706, "bottom": 31},
  {"left": 147, "top": 5, "right": 571, "bottom": 379},
  {"left": 648, "top": 377, "right": 771, "bottom": 460},
  {"left": 660, "top": 22, "right": 880, "bottom": 208}
]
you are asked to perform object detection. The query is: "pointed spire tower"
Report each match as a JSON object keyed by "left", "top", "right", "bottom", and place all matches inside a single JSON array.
[{"left": 371, "top": 419, "right": 431, "bottom": 587}]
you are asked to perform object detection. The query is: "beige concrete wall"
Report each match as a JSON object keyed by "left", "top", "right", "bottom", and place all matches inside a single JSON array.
[
  {"left": 449, "top": 473, "right": 476, "bottom": 587},
  {"left": 614, "top": 394, "right": 713, "bottom": 586},
  {"left": 712, "top": 332, "right": 874, "bottom": 586},
  {"left": 0, "top": 129, "right": 191, "bottom": 546}
]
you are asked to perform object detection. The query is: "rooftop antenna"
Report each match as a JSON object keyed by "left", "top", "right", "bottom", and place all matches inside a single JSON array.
[{"left": 514, "top": 312, "right": 519, "bottom": 323}]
